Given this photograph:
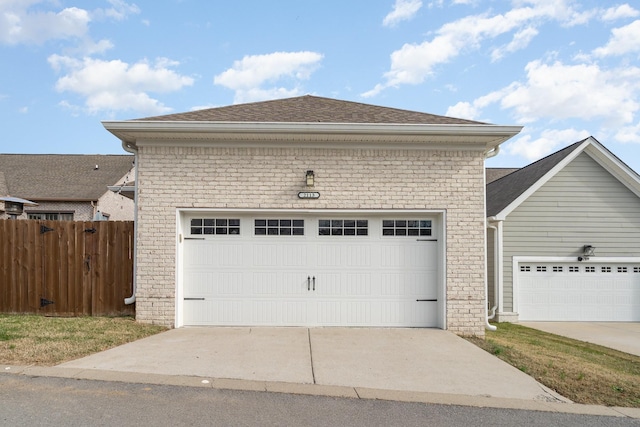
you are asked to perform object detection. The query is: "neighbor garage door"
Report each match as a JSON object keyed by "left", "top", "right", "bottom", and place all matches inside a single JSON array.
[
  {"left": 180, "top": 214, "right": 440, "bottom": 327},
  {"left": 518, "top": 261, "right": 640, "bottom": 321}
]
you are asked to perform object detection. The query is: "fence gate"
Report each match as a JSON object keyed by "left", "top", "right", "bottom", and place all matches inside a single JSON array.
[{"left": 0, "top": 220, "right": 135, "bottom": 316}]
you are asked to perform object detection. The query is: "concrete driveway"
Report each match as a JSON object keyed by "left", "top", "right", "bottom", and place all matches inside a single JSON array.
[
  {"left": 519, "top": 322, "right": 640, "bottom": 356},
  {"left": 56, "top": 327, "right": 566, "bottom": 402}
]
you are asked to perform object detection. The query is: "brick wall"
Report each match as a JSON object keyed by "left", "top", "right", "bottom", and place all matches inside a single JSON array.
[
  {"left": 134, "top": 145, "right": 487, "bottom": 336},
  {"left": 1, "top": 201, "right": 94, "bottom": 220}
]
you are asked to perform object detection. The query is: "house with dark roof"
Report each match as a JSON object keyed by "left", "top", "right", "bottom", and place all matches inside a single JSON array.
[
  {"left": 0, "top": 154, "right": 135, "bottom": 221},
  {"left": 103, "top": 95, "right": 522, "bottom": 336},
  {"left": 486, "top": 137, "right": 640, "bottom": 322}
]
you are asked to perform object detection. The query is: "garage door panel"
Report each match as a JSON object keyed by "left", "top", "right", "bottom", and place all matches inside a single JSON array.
[
  {"left": 518, "top": 262, "right": 640, "bottom": 321},
  {"left": 182, "top": 215, "right": 441, "bottom": 327},
  {"left": 313, "top": 273, "right": 374, "bottom": 297},
  {"left": 316, "top": 243, "right": 372, "bottom": 268},
  {"left": 381, "top": 242, "right": 437, "bottom": 268},
  {"left": 380, "top": 272, "right": 436, "bottom": 299},
  {"left": 184, "top": 272, "right": 246, "bottom": 297},
  {"left": 252, "top": 243, "right": 309, "bottom": 267}
]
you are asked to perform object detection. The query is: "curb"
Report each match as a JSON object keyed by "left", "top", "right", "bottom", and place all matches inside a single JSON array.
[{"left": 2, "top": 364, "right": 639, "bottom": 419}]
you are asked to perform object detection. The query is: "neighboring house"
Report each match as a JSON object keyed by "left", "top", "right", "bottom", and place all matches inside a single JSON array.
[
  {"left": 103, "top": 95, "right": 522, "bottom": 336},
  {"left": 486, "top": 137, "right": 640, "bottom": 322},
  {"left": 0, "top": 154, "right": 135, "bottom": 221}
]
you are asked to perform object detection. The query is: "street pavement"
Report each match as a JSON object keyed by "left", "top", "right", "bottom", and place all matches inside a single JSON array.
[{"left": 2, "top": 375, "right": 639, "bottom": 427}]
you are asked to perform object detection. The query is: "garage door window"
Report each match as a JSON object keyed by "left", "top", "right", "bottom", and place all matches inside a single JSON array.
[
  {"left": 318, "top": 219, "right": 368, "bottom": 236},
  {"left": 255, "top": 219, "right": 304, "bottom": 236},
  {"left": 382, "top": 220, "right": 432, "bottom": 236},
  {"left": 190, "top": 218, "right": 240, "bottom": 235}
]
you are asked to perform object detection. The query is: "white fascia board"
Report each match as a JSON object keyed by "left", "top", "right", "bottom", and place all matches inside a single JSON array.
[
  {"left": 102, "top": 120, "right": 522, "bottom": 149},
  {"left": 492, "top": 139, "right": 592, "bottom": 221}
]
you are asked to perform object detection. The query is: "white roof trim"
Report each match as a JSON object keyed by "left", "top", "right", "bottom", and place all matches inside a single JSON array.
[
  {"left": 102, "top": 120, "right": 522, "bottom": 150},
  {"left": 492, "top": 137, "right": 640, "bottom": 220}
]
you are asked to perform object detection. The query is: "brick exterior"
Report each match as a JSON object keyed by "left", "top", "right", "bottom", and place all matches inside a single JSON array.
[
  {"left": 1, "top": 195, "right": 133, "bottom": 221},
  {"left": 6, "top": 201, "right": 94, "bottom": 220},
  {"left": 134, "top": 145, "right": 487, "bottom": 336}
]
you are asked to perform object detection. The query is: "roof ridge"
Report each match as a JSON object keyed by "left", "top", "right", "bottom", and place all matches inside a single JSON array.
[{"left": 133, "top": 95, "right": 489, "bottom": 125}]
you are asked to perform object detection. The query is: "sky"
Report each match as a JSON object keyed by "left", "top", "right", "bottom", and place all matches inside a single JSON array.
[{"left": 1, "top": 0, "right": 640, "bottom": 173}]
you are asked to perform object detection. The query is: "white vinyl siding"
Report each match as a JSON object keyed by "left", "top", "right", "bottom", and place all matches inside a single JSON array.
[{"left": 501, "top": 153, "right": 640, "bottom": 312}]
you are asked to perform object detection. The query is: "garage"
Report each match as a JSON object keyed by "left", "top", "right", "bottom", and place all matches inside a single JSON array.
[
  {"left": 517, "top": 261, "right": 640, "bottom": 321},
  {"left": 178, "top": 212, "right": 443, "bottom": 327}
]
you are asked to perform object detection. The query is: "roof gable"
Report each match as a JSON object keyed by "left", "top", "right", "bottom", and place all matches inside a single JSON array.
[
  {"left": 136, "top": 95, "right": 487, "bottom": 125},
  {"left": 0, "top": 154, "right": 134, "bottom": 201},
  {"left": 487, "top": 137, "right": 640, "bottom": 219}
]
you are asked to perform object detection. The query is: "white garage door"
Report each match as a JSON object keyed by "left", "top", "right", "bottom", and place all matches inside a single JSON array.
[
  {"left": 180, "top": 214, "right": 440, "bottom": 327},
  {"left": 518, "top": 262, "right": 640, "bottom": 321}
]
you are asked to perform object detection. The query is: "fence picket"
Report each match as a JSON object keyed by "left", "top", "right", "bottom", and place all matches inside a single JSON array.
[{"left": 0, "top": 220, "right": 135, "bottom": 317}]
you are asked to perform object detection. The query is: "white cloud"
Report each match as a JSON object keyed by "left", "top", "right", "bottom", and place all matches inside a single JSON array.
[
  {"left": 364, "top": 1, "right": 598, "bottom": 96},
  {"left": 92, "top": 0, "right": 141, "bottom": 21},
  {"left": 505, "top": 128, "right": 590, "bottom": 161},
  {"left": 499, "top": 60, "right": 640, "bottom": 125},
  {"left": 614, "top": 122, "right": 640, "bottom": 144},
  {"left": 48, "top": 55, "right": 194, "bottom": 115},
  {"left": 593, "top": 19, "right": 640, "bottom": 57},
  {"left": 213, "top": 51, "right": 323, "bottom": 103},
  {"left": 446, "top": 88, "right": 510, "bottom": 120},
  {"left": 601, "top": 4, "right": 639, "bottom": 21},
  {"left": 491, "top": 26, "right": 538, "bottom": 61},
  {"left": 0, "top": 0, "right": 139, "bottom": 47},
  {"left": 0, "top": 2, "right": 90, "bottom": 45},
  {"left": 445, "top": 101, "right": 477, "bottom": 120},
  {"left": 383, "top": 0, "right": 422, "bottom": 27}
]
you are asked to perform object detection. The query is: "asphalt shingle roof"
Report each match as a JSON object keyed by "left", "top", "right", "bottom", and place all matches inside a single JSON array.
[
  {"left": 0, "top": 154, "right": 134, "bottom": 201},
  {"left": 486, "top": 140, "right": 586, "bottom": 217},
  {"left": 486, "top": 168, "right": 520, "bottom": 184},
  {"left": 136, "top": 95, "right": 488, "bottom": 125}
]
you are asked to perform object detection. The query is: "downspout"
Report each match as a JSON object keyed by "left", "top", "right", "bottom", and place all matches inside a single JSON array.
[
  {"left": 122, "top": 141, "right": 139, "bottom": 305},
  {"left": 483, "top": 145, "right": 500, "bottom": 331},
  {"left": 486, "top": 223, "right": 498, "bottom": 319}
]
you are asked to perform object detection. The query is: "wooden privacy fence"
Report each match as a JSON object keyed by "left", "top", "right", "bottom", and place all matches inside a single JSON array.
[{"left": 0, "top": 220, "right": 135, "bottom": 317}]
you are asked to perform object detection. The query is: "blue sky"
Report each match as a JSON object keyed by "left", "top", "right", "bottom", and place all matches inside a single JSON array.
[{"left": 1, "top": 0, "right": 639, "bottom": 173}]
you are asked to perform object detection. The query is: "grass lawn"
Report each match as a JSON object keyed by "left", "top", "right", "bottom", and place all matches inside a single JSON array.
[
  {"left": 466, "top": 322, "right": 640, "bottom": 408},
  {"left": 0, "top": 314, "right": 166, "bottom": 366}
]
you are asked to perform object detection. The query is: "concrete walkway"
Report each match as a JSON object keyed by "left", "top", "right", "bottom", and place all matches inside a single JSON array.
[
  {"left": 3, "top": 327, "right": 640, "bottom": 419},
  {"left": 520, "top": 322, "right": 640, "bottom": 357}
]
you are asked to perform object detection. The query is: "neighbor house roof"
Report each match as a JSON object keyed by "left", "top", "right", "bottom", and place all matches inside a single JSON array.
[
  {"left": 486, "top": 140, "right": 585, "bottom": 217},
  {"left": 0, "top": 154, "right": 134, "bottom": 201},
  {"left": 486, "top": 136, "right": 640, "bottom": 218},
  {"left": 486, "top": 168, "right": 520, "bottom": 184},
  {"left": 136, "top": 95, "right": 487, "bottom": 125}
]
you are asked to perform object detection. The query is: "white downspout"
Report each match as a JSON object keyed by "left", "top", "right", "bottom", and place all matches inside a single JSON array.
[
  {"left": 483, "top": 145, "right": 500, "bottom": 331},
  {"left": 484, "top": 219, "right": 497, "bottom": 332},
  {"left": 486, "top": 223, "right": 498, "bottom": 319},
  {"left": 122, "top": 141, "right": 138, "bottom": 305}
]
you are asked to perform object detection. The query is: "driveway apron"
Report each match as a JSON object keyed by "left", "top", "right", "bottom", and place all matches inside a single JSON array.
[
  {"left": 58, "top": 327, "right": 565, "bottom": 401},
  {"left": 520, "top": 322, "right": 640, "bottom": 356}
]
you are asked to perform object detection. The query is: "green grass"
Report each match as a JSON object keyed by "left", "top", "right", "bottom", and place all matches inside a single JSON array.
[
  {"left": 0, "top": 314, "right": 166, "bottom": 366},
  {"left": 466, "top": 323, "right": 640, "bottom": 408}
]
